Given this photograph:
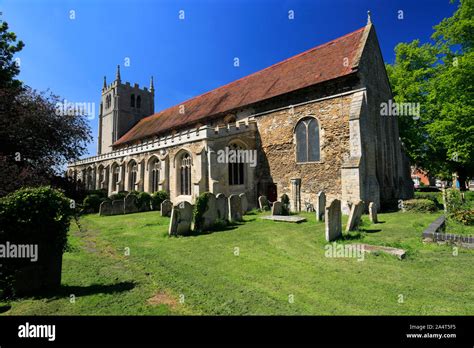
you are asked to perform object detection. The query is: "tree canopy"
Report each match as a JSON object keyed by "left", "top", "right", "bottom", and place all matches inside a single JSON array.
[{"left": 386, "top": 0, "right": 474, "bottom": 183}]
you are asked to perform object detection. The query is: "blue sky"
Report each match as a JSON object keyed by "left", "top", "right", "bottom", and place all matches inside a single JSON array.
[{"left": 1, "top": 0, "right": 457, "bottom": 157}]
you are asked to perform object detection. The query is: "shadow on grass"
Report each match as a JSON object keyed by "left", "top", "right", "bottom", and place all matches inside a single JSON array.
[
  {"left": 341, "top": 232, "right": 364, "bottom": 241},
  {"left": 29, "top": 281, "right": 137, "bottom": 300},
  {"left": 358, "top": 228, "right": 382, "bottom": 233}
]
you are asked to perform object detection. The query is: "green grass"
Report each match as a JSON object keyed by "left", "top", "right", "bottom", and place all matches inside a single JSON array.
[{"left": 1, "top": 210, "right": 473, "bottom": 315}]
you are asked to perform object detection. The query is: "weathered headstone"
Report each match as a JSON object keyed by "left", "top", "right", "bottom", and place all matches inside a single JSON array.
[
  {"left": 346, "top": 200, "right": 364, "bottom": 231},
  {"left": 111, "top": 199, "right": 125, "bottom": 215},
  {"left": 258, "top": 195, "right": 270, "bottom": 211},
  {"left": 216, "top": 193, "right": 228, "bottom": 220},
  {"left": 325, "top": 199, "right": 342, "bottom": 241},
  {"left": 369, "top": 202, "right": 378, "bottom": 223},
  {"left": 161, "top": 199, "right": 173, "bottom": 217},
  {"left": 99, "top": 200, "right": 112, "bottom": 216},
  {"left": 228, "top": 194, "right": 243, "bottom": 222},
  {"left": 272, "top": 201, "right": 283, "bottom": 216},
  {"left": 124, "top": 193, "right": 139, "bottom": 214},
  {"left": 168, "top": 201, "right": 193, "bottom": 236},
  {"left": 239, "top": 193, "right": 249, "bottom": 213},
  {"left": 315, "top": 191, "right": 326, "bottom": 221},
  {"left": 201, "top": 193, "right": 218, "bottom": 230}
]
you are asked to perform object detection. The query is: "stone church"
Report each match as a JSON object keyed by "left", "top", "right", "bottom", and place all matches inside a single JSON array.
[{"left": 68, "top": 20, "right": 413, "bottom": 214}]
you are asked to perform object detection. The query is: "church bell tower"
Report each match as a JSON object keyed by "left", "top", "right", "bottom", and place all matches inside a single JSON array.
[{"left": 98, "top": 65, "right": 155, "bottom": 154}]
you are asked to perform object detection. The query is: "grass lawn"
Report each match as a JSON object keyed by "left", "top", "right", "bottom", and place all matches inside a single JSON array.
[{"left": 1, "top": 209, "right": 473, "bottom": 315}]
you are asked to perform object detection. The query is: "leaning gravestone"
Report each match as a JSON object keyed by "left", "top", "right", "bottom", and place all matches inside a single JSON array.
[
  {"left": 111, "top": 199, "right": 125, "bottom": 215},
  {"left": 99, "top": 201, "right": 113, "bottom": 216},
  {"left": 168, "top": 201, "right": 193, "bottom": 236},
  {"left": 161, "top": 199, "right": 173, "bottom": 217},
  {"left": 346, "top": 200, "right": 364, "bottom": 231},
  {"left": 315, "top": 191, "right": 326, "bottom": 221},
  {"left": 228, "top": 194, "right": 243, "bottom": 222},
  {"left": 124, "top": 193, "right": 139, "bottom": 214},
  {"left": 369, "top": 202, "right": 378, "bottom": 223},
  {"left": 325, "top": 199, "right": 342, "bottom": 242},
  {"left": 201, "top": 193, "right": 218, "bottom": 230},
  {"left": 258, "top": 195, "right": 270, "bottom": 211},
  {"left": 239, "top": 193, "right": 249, "bottom": 213},
  {"left": 216, "top": 193, "right": 228, "bottom": 220},
  {"left": 272, "top": 201, "right": 283, "bottom": 216}
]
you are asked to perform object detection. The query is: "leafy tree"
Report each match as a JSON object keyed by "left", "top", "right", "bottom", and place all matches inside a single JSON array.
[
  {"left": 387, "top": 0, "right": 474, "bottom": 188},
  {"left": 0, "top": 22, "right": 24, "bottom": 89}
]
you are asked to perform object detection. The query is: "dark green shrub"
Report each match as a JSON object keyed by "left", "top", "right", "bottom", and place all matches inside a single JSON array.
[
  {"left": 109, "top": 191, "right": 127, "bottom": 201},
  {"left": 445, "top": 189, "right": 466, "bottom": 213},
  {"left": 450, "top": 209, "right": 474, "bottom": 225},
  {"left": 193, "top": 192, "right": 211, "bottom": 232},
  {"left": 414, "top": 192, "right": 442, "bottom": 207},
  {"left": 0, "top": 186, "right": 74, "bottom": 297},
  {"left": 136, "top": 192, "right": 152, "bottom": 211},
  {"left": 280, "top": 194, "right": 290, "bottom": 215},
  {"left": 151, "top": 190, "right": 169, "bottom": 210},
  {"left": 86, "top": 189, "right": 107, "bottom": 199},
  {"left": 402, "top": 199, "right": 438, "bottom": 213},
  {"left": 83, "top": 194, "right": 104, "bottom": 213}
]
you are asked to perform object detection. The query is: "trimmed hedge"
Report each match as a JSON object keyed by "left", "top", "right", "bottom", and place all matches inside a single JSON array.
[
  {"left": 136, "top": 192, "right": 152, "bottom": 211},
  {"left": 414, "top": 192, "right": 442, "bottom": 207},
  {"left": 151, "top": 191, "right": 169, "bottom": 210},
  {"left": 403, "top": 199, "right": 438, "bottom": 213},
  {"left": 0, "top": 186, "right": 74, "bottom": 297},
  {"left": 83, "top": 194, "right": 108, "bottom": 213}
]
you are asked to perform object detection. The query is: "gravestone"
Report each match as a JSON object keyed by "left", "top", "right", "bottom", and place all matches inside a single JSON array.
[
  {"left": 168, "top": 201, "right": 193, "bottom": 236},
  {"left": 111, "top": 199, "right": 125, "bottom": 215},
  {"left": 315, "top": 191, "right": 326, "bottom": 221},
  {"left": 99, "top": 201, "right": 112, "bottom": 216},
  {"left": 124, "top": 193, "right": 139, "bottom": 214},
  {"left": 258, "top": 195, "right": 270, "bottom": 211},
  {"left": 369, "top": 202, "right": 378, "bottom": 223},
  {"left": 325, "top": 199, "right": 342, "bottom": 241},
  {"left": 201, "top": 193, "right": 218, "bottom": 230},
  {"left": 161, "top": 199, "right": 173, "bottom": 217},
  {"left": 346, "top": 200, "right": 364, "bottom": 232},
  {"left": 228, "top": 194, "right": 243, "bottom": 222},
  {"left": 216, "top": 193, "right": 228, "bottom": 220},
  {"left": 272, "top": 201, "right": 283, "bottom": 216},
  {"left": 239, "top": 193, "right": 249, "bottom": 213}
]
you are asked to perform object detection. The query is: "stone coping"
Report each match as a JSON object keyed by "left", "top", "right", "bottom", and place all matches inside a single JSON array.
[{"left": 422, "top": 214, "right": 474, "bottom": 248}]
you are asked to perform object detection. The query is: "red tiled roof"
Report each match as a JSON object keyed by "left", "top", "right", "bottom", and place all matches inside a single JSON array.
[{"left": 114, "top": 26, "right": 366, "bottom": 146}]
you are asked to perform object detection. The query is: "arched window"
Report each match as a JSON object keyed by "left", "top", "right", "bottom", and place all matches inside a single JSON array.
[
  {"left": 106, "top": 94, "right": 112, "bottom": 109},
  {"left": 130, "top": 94, "right": 135, "bottom": 107},
  {"left": 295, "top": 117, "right": 320, "bottom": 163},
  {"left": 136, "top": 95, "right": 141, "bottom": 109},
  {"left": 179, "top": 153, "right": 192, "bottom": 195},
  {"left": 112, "top": 165, "right": 120, "bottom": 190},
  {"left": 86, "top": 168, "right": 94, "bottom": 190},
  {"left": 129, "top": 161, "right": 138, "bottom": 191},
  {"left": 149, "top": 158, "right": 160, "bottom": 193},
  {"left": 228, "top": 143, "right": 245, "bottom": 185}
]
